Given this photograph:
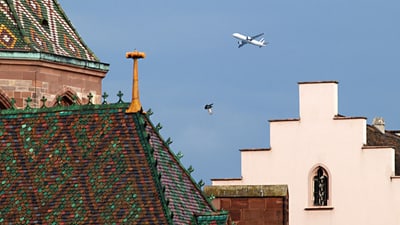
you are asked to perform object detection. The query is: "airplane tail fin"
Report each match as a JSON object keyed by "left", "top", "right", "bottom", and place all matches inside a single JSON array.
[{"left": 259, "top": 38, "right": 268, "bottom": 46}]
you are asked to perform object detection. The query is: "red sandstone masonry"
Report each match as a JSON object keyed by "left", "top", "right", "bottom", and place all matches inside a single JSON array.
[
  {"left": 266, "top": 198, "right": 283, "bottom": 209},
  {"left": 0, "top": 59, "right": 106, "bottom": 108},
  {"left": 249, "top": 198, "right": 266, "bottom": 209},
  {"left": 231, "top": 198, "right": 249, "bottom": 209},
  {"left": 214, "top": 197, "right": 287, "bottom": 225},
  {"left": 205, "top": 185, "right": 289, "bottom": 225},
  {"left": 221, "top": 199, "right": 232, "bottom": 209}
]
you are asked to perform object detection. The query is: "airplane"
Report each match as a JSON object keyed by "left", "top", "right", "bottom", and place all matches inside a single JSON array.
[{"left": 232, "top": 32, "right": 268, "bottom": 48}]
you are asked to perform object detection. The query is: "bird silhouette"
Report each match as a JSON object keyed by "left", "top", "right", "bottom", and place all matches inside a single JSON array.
[{"left": 204, "top": 103, "right": 213, "bottom": 115}]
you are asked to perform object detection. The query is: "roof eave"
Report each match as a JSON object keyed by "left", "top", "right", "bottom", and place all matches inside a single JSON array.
[{"left": 0, "top": 51, "right": 109, "bottom": 72}]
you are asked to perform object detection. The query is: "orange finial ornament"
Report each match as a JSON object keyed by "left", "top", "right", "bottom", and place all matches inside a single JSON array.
[{"left": 126, "top": 50, "right": 146, "bottom": 113}]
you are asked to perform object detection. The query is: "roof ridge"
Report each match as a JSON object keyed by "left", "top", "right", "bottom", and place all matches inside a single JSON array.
[
  {"left": 133, "top": 113, "right": 174, "bottom": 224},
  {"left": 52, "top": 0, "right": 99, "bottom": 61},
  {"left": 0, "top": 102, "right": 224, "bottom": 223},
  {"left": 144, "top": 112, "right": 218, "bottom": 213},
  {"left": 1, "top": 0, "right": 101, "bottom": 62},
  {"left": 0, "top": 102, "right": 130, "bottom": 116}
]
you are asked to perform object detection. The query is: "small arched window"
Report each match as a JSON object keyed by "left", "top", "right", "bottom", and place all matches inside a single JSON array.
[
  {"left": 313, "top": 167, "right": 329, "bottom": 206},
  {"left": 58, "top": 95, "right": 74, "bottom": 106},
  {"left": 0, "top": 91, "right": 12, "bottom": 109},
  {"left": 54, "top": 90, "right": 81, "bottom": 106},
  {"left": 309, "top": 165, "right": 331, "bottom": 207}
]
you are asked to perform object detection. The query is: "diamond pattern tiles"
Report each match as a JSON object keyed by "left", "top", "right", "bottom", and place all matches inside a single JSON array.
[
  {"left": 0, "top": 104, "right": 227, "bottom": 224},
  {"left": 0, "top": 105, "right": 168, "bottom": 224},
  {"left": 0, "top": 0, "right": 97, "bottom": 61},
  {"left": 0, "top": 0, "right": 26, "bottom": 49},
  {"left": 0, "top": 24, "right": 16, "bottom": 48}
]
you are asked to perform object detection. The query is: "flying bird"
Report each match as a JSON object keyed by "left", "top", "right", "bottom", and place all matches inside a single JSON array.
[{"left": 204, "top": 103, "right": 213, "bottom": 115}]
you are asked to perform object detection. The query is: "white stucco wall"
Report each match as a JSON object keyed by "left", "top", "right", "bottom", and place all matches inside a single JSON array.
[{"left": 212, "top": 81, "right": 400, "bottom": 225}]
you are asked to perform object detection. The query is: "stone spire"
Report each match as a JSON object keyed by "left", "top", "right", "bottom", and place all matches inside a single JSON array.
[
  {"left": 0, "top": 0, "right": 100, "bottom": 62},
  {"left": 0, "top": 0, "right": 109, "bottom": 109}
]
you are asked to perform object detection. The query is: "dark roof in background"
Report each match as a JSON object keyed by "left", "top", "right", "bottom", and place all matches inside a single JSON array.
[
  {"left": 0, "top": 0, "right": 99, "bottom": 62},
  {"left": 0, "top": 103, "right": 227, "bottom": 224},
  {"left": 367, "top": 125, "right": 400, "bottom": 175}
]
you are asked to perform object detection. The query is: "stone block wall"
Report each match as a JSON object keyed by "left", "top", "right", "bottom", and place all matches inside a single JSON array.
[
  {"left": 0, "top": 59, "right": 106, "bottom": 109},
  {"left": 204, "top": 185, "right": 288, "bottom": 225}
]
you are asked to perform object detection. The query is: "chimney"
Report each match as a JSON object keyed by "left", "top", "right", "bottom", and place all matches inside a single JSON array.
[
  {"left": 125, "top": 50, "right": 146, "bottom": 113},
  {"left": 372, "top": 117, "right": 385, "bottom": 134},
  {"left": 298, "top": 81, "right": 338, "bottom": 121}
]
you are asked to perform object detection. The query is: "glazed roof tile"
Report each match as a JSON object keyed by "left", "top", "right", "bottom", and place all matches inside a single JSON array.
[
  {"left": 0, "top": 103, "right": 227, "bottom": 224},
  {"left": 0, "top": 0, "right": 98, "bottom": 62}
]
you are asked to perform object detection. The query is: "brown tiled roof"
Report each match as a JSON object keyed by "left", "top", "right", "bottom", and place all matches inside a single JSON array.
[
  {"left": 0, "top": 103, "right": 227, "bottom": 224},
  {"left": 366, "top": 125, "right": 400, "bottom": 175},
  {"left": 0, "top": 0, "right": 98, "bottom": 62}
]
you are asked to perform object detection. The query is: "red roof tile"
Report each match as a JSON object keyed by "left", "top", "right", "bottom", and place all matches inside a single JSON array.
[{"left": 0, "top": 103, "right": 227, "bottom": 224}]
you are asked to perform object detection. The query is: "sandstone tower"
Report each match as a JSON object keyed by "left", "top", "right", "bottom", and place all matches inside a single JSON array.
[{"left": 0, "top": 0, "right": 109, "bottom": 109}]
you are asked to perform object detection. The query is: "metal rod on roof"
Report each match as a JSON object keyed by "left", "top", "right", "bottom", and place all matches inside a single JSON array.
[{"left": 125, "top": 50, "right": 146, "bottom": 113}]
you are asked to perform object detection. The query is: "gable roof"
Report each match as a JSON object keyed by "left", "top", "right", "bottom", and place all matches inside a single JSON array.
[
  {"left": 0, "top": 0, "right": 108, "bottom": 71},
  {"left": 0, "top": 103, "right": 227, "bottom": 224}
]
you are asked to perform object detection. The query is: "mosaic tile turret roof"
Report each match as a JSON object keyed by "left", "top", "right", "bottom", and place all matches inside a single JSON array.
[
  {"left": 0, "top": 0, "right": 98, "bottom": 62},
  {"left": 0, "top": 101, "right": 228, "bottom": 224}
]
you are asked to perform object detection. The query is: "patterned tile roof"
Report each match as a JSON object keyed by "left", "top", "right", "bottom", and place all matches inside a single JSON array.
[
  {"left": 0, "top": 0, "right": 98, "bottom": 62},
  {"left": 0, "top": 103, "right": 227, "bottom": 224}
]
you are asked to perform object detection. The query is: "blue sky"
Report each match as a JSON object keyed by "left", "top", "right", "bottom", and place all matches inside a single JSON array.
[{"left": 58, "top": 0, "right": 400, "bottom": 184}]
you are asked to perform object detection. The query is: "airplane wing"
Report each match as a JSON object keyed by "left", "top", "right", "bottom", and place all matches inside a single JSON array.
[
  {"left": 251, "top": 33, "right": 264, "bottom": 39},
  {"left": 238, "top": 42, "right": 247, "bottom": 48}
]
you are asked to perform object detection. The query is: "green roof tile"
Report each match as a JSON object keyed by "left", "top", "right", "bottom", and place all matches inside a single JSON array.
[
  {"left": 0, "top": 0, "right": 109, "bottom": 71},
  {"left": 0, "top": 103, "right": 227, "bottom": 224}
]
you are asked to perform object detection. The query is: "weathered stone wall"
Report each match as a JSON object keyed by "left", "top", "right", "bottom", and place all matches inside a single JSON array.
[
  {"left": 0, "top": 59, "right": 106, "bottom": 108},
  {"left": 212, "top": 197, "right": 287, "bottom": 225},
  {"left": 204, "top": 185, "right": 288, "bottom": 225}
]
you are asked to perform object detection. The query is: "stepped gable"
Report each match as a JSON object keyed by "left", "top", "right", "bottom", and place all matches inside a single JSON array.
[
  {"left": 0, "top": 102, "right": 228, "bottom": 224},
  {"left": 0, "top": 0, "right": 98, "bottom": 61},
  {"left": 367, "top": 125, "right": 400, "bottom": 175}
]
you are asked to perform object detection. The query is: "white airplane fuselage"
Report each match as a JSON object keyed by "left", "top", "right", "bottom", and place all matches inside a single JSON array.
[{"left": 232, "top": 32, "right": 267, "bottom": 48}]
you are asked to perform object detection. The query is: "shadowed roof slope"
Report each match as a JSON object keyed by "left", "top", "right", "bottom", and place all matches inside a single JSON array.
[
  {"left": 367, "top": 125, "right": 400, "bottom": 175},
  {"left": 0, "top": 0, "right": 100, "bottom": 62},
  {"left": 0, "top": 103, "right": 227, "bottom": 224}
]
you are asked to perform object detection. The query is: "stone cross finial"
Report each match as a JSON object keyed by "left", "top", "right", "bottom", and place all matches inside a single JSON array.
[
  {"left": 87, "top": 93, "right": 93, "bottom": 105},
  {"left": 25, "top": 97, "right": 32, "bottom": 109},
  {"left": 117, "top": 91, "right": 124, "bottom": 103},
  {"left": 102, "top": 92, "right": 109, "bottom": 104},
  {"left": 40, "top": 96, "right": 47, "bottom": 108},
  {"left": 125, "top": 50, "right": 146, "bottom": 113}
]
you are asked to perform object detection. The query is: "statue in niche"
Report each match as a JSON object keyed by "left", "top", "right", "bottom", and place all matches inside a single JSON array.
[{"left": 313, "top": 167, "right": 328, "bottom": 206}]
